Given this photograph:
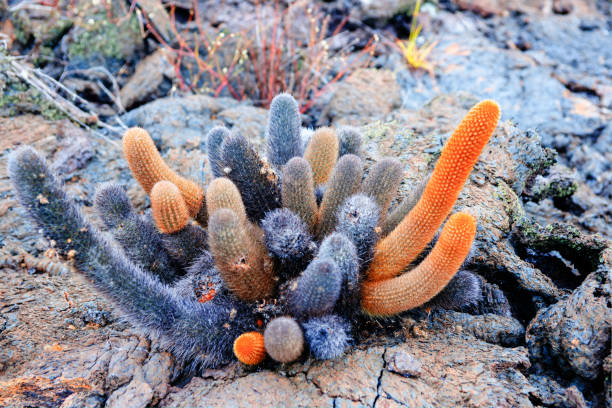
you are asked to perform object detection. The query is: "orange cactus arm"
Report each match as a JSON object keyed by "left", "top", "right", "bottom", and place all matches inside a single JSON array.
[
  {"left": 303, "top": 127, "right": 339, "bottom": 186},
  {"left": 233, "top": 331, "right": 266, "bottom": 365},
  {"left": 361, "top": 212, "right": 477, "bottom": 316},
  {"left": 206, "top": 177, "right": 247, "bottom": 224},
  {"left": 123, "top": 127, "right": 205, "bottom": 219},
  {"left": 150, "top": 181, "right": 190, "bottom": 234},
  {"left": 366, "top": 100, "right": 499, "bottom": 281}
]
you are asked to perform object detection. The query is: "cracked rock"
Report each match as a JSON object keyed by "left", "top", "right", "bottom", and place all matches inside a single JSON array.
[
  {"left": 430, "top": 310, "right": 525, "bottom": 347},
  {"left": 526, "top": 255, "right": 611, "bottom": 380},
  {"left": 386, "top": 350, "right": 422, "bottom": 378}
]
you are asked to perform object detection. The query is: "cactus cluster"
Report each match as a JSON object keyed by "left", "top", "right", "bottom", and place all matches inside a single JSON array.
[{"left": 8, "top": 92, "right": 500, "bottom": 369}]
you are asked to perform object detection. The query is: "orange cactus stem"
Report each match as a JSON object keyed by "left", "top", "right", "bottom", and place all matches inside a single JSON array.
[
  {"left": 150, "top": 181, "right": 190, "bottom": 234},
  {"left": 123, "top": 127, "right": 206, "bottom": 221},
  {"left": 366, "top": 100, "right": 500, "bottom": 282},
  {"left": 233, "top": 331, "right": 266, "bottom": 365},
  {"left": 206, "top": 177, "right": 247, "bottom": 224},
  {"left": 303, "top": 127, "right": 339, "bottom": 186},
  {"left": 361, "top": 212, "right": 477, "bottom": 316}
]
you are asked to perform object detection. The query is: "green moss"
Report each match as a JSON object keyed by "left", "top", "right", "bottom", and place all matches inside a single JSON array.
[
  {"left": 67, "top": 12, "right": 140, "bottom": 61},
  {"left": 530, "top": 172, "right": 578, "bottom": 202},
  {"left": 33, "top": 46, "right": 56, "bottom": 67},
  {"left": 494, "top": 181, "right": 526, "bottom": 229},
  {"left": 495, "top": 180, "right": 609, "bottom": 271},
  {"left": 39, "top": 17, "right": 73, "bottom": 47},
  {"left": 0, "top": 77, "right": 67, "bottom": 120},
  {"left": 549, "top": 180, "right": 577, "bottom": 198},
  {"left": 12, "top": 10, "right": 33, "bottom": 46},
  {"left": 362, "top": 120, "right": 398, "bottom": 143}
]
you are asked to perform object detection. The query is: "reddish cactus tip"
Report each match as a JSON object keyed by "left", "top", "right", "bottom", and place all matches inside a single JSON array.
[{"left": 233, "top": 331, "right": 266, "bottom": 365}]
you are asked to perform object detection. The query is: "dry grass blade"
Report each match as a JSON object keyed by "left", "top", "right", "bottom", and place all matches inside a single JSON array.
[
  {"left": 1, "top": 54, "right": 123, "bottom": 148},
  {"left": 245, "top": 0, "right": 378, "bottom": 111},
  {"left": 395, "top": 0, "right": 437, "bottom": 75}
]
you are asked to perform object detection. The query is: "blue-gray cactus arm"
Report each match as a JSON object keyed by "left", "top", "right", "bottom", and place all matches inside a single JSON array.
[
  {"left": 8, "top": 146, "right": 252, "bottom": 370},
  {"left": 266, "top": 93, "right": 302, "bottom": 167}
]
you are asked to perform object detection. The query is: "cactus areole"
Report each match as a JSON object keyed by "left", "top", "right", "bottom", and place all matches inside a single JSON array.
[{"left": 9, "top": 94, "right": 500, "bottom": 369}]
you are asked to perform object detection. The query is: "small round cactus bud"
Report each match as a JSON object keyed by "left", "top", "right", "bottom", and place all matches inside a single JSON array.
[
  {"left": 303, "top": 315, "right": 351, "bottom": 360},
  {"left": 233, "top": 331, "right": 266, "bottom": 365},
  {"left": 264, "top": 317, "right": 304, "bottom": 363},
  {"left": 150, "top": 181, "right": 190, "bottom": 234}
]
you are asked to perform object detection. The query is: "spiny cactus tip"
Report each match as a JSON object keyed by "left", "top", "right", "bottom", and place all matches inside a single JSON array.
[
  {"left": 233, "top": 331, "right": 266, "bottom": 365},
  {"left": 264, "top": 317, "right": 304, "bottom": 363},
  {"left": 151, "top": 180, "right": 190, "bottom": 234}
]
